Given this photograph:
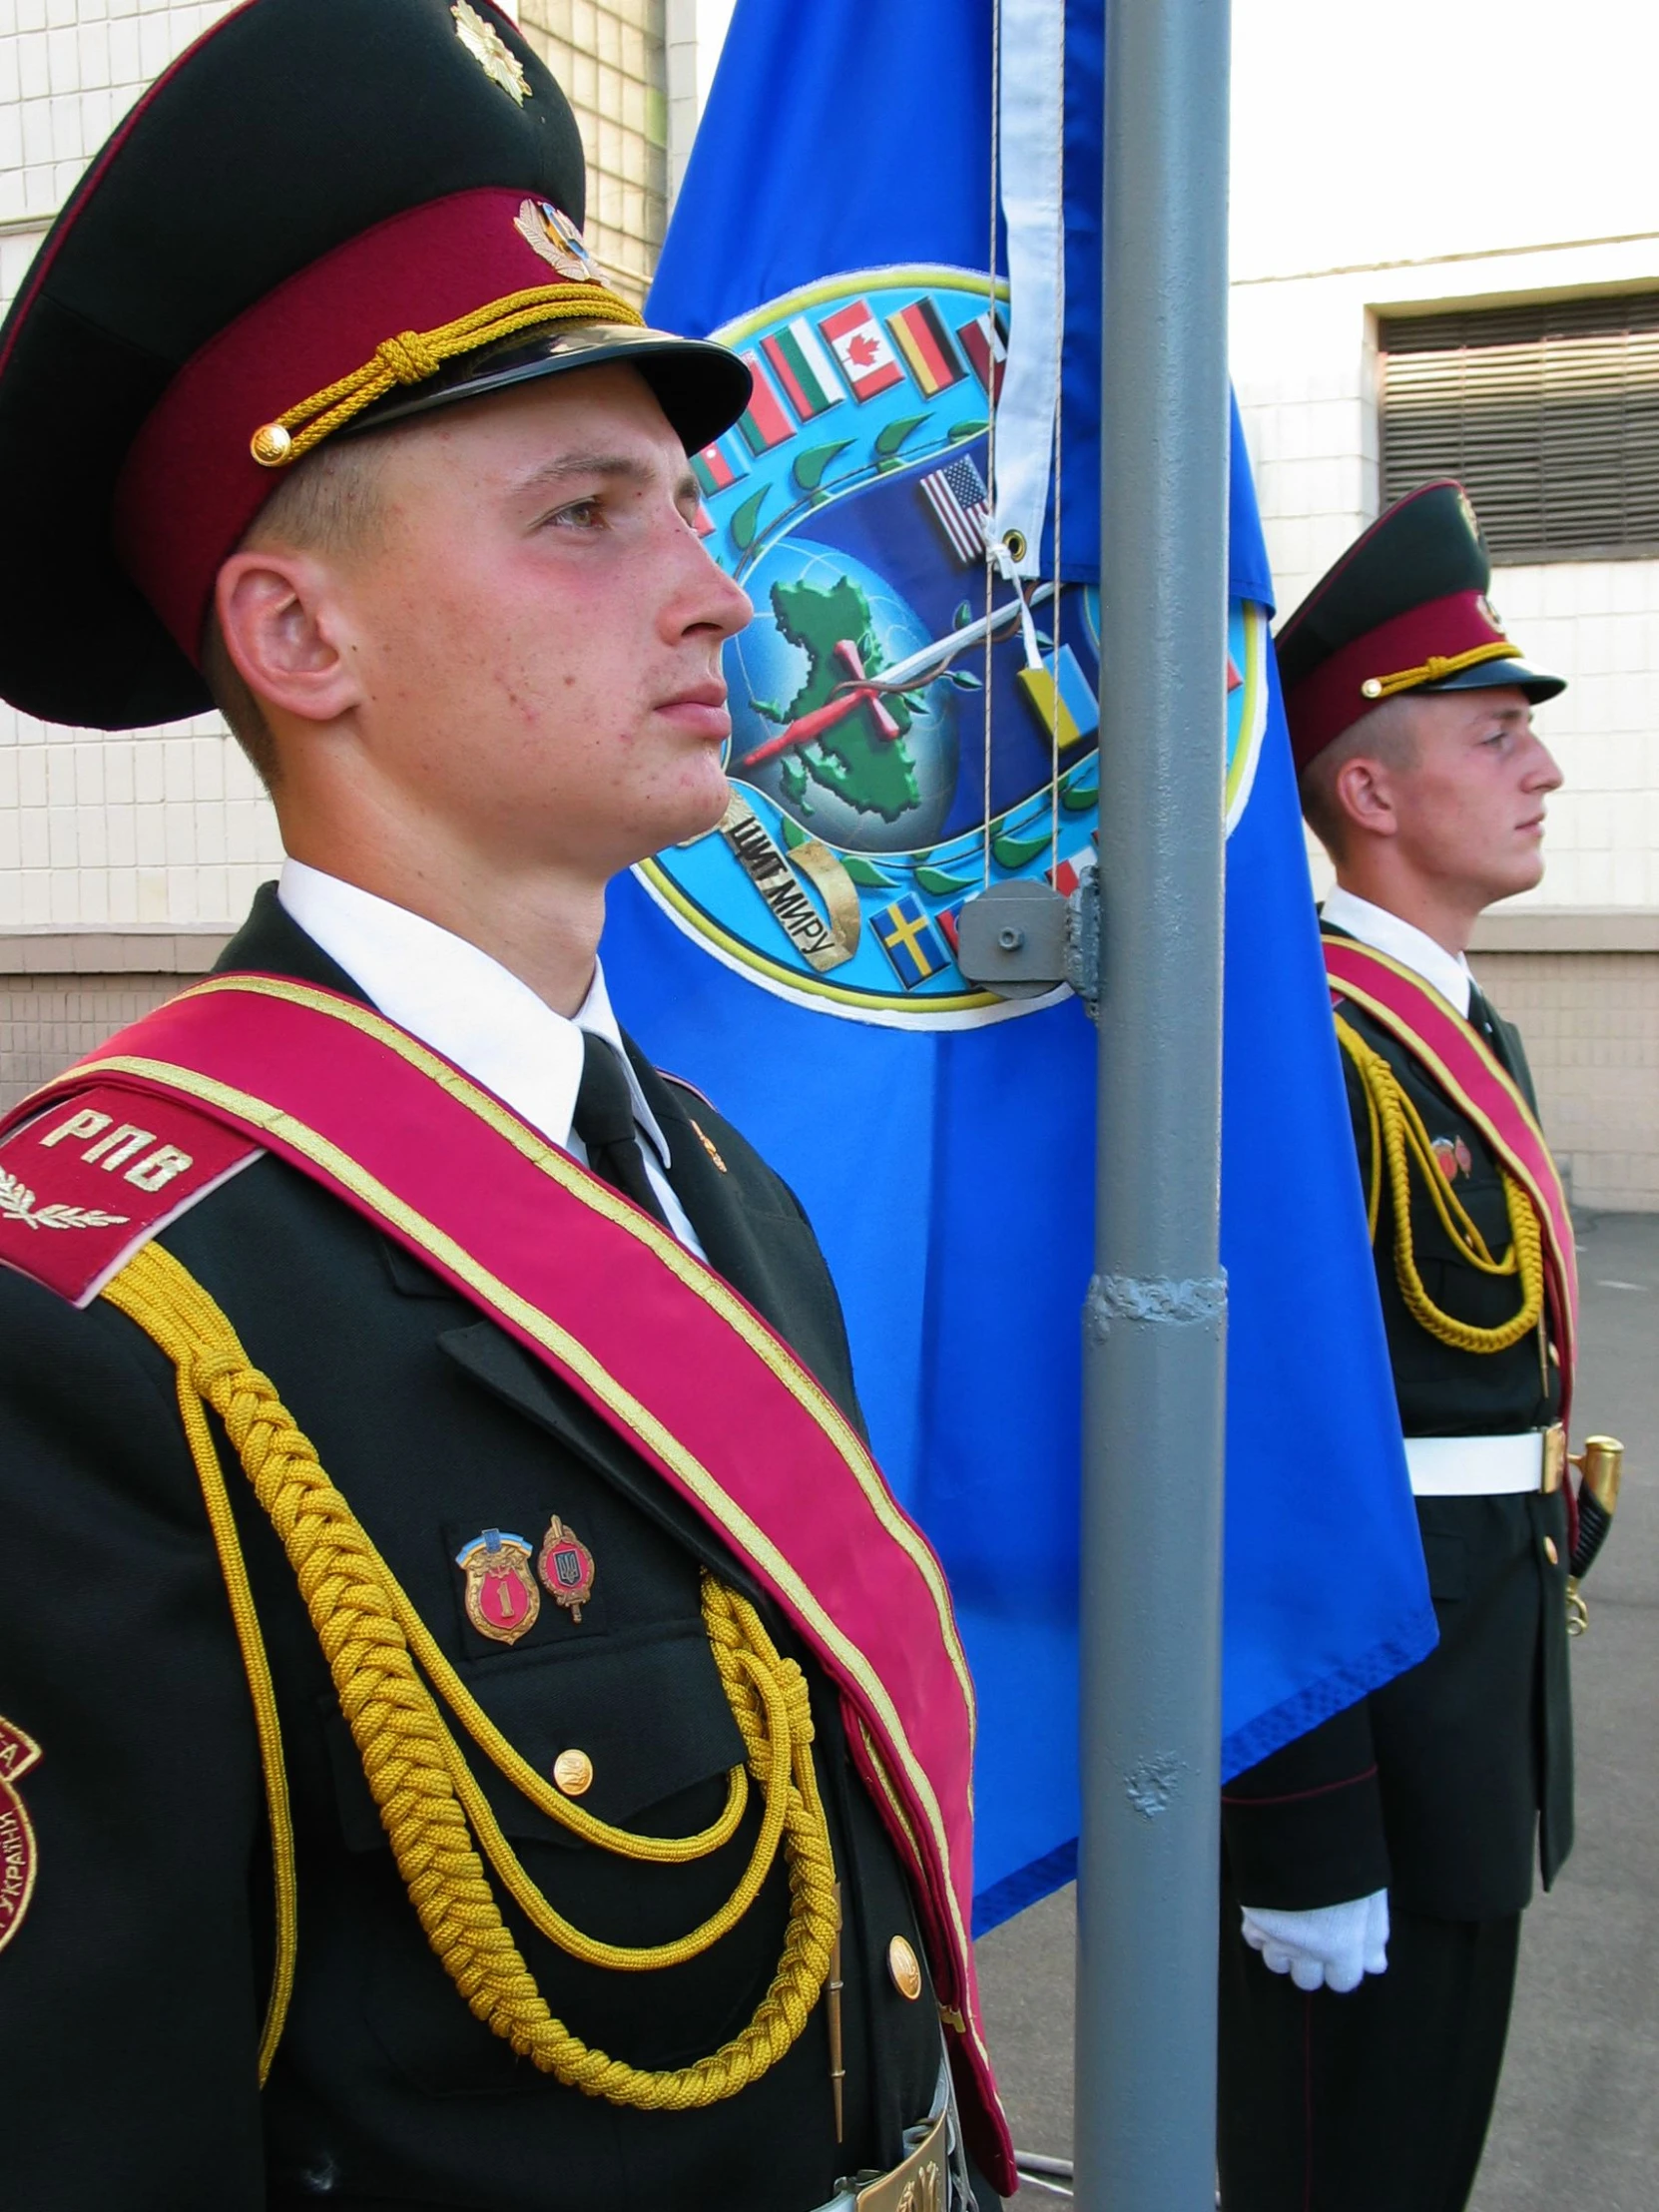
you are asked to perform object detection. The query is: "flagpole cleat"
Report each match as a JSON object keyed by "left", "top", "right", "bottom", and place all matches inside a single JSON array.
[{"left": 953, "top": 879, "right": 1070, "bottom": 999}]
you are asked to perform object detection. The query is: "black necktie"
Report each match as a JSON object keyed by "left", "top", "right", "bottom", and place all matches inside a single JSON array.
[
  {"left": 572, "top": 1032, "right": 669, "bottom": 1226},
  {"left": 1466, "top": 983, "right": 1515, "bottom": 1074}
]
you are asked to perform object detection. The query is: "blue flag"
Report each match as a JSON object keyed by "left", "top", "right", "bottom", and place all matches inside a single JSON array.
[{"left": 603, "top": 0, "right": 1437, "bottom": 1929}]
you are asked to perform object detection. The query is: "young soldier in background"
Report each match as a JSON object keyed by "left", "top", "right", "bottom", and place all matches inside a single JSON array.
[{"left": 1218, "top": 483, "right": 1585, "bottom": 2212}]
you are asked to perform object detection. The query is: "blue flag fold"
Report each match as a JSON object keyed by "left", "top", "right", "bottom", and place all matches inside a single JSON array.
[{"left": 602, "top": 0, "right": 1436, "bottom": 1929}]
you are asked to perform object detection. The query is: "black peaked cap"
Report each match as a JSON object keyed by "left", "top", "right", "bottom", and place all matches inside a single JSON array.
[
  {"left": 1276, "top": 481, "right": 1490, "bottom": 694},
  {"left": 0, "top": 0, "right": 745, "bottom": 731}
]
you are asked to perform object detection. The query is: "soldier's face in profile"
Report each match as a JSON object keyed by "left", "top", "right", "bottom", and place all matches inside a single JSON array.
[
  {"left": 1386, "top": 686, "right": 1563, "bottom": 907},
  {"left": 326, "top": 360, "right": 753, "bottom": 884}
]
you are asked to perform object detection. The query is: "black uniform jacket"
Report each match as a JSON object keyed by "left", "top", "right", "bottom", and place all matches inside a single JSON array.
[
  {"left": 1222, "top": 942, "right": 1572, "bottom": 1924},
  {"left": 0, "top": 889, "right": 946, "bottom": 2212}
]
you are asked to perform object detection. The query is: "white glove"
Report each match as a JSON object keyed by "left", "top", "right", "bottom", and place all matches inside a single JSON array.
[{"left": 1239, "top": 1889, "right": 1389, "bottom": 1993}]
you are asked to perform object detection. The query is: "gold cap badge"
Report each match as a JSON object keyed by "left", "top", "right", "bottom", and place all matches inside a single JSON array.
[
  {"left": 514, "top": 198, "right": 596, "bottom": 282},
  {"left": 452, "top": 1, "right": 530, "bottom": 105}
]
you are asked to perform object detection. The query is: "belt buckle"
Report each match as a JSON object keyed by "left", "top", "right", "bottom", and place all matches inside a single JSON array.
[
  {"left": 1542, "top": 1423, "right": 1566, "bottom": 1495},
  {"left": 854, "top": 2106, "right": 949, "bottom": 2212}
]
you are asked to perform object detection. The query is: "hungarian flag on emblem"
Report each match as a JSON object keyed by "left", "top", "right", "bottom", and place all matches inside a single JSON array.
[
  {"left": 762, "top": 316, "right": 843, "bottom": 419},
  {"left": 819, "top": 298, "right": 904, "bottom": 401}
]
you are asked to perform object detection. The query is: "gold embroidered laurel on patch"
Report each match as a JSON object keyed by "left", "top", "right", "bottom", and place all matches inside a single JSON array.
[{"left": 0, "top": 1717, "right": 42, "bottom": 1955}]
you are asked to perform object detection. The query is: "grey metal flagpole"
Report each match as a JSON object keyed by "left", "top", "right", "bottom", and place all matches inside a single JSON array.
[{"left": 1072, "top": 0, "right": 1233, "bottom": 2202}]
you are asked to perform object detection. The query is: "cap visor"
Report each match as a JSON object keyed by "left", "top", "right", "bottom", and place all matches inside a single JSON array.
[
  {"left": 344, "top": 319, "right": 752, "bottom": 456},
  {"left": 1420, "top": 656, "right": 1565, "bottom": 705}
]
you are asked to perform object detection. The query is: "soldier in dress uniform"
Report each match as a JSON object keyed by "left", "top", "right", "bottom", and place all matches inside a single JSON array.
[
  {"left": 1216, "top": 482, "right": 1590, "bottom": 2211},
  {"left": 0, "top": 5, "right": 1013, "bottom": 2208}
]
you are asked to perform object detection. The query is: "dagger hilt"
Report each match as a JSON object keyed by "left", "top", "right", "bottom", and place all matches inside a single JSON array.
[
  {"left": 1565, "top": 1434, "right": 1624, "bottom": 1637},
  {"left": 1568, "top": 1435, "right": 1623, "bottom": 1577}
]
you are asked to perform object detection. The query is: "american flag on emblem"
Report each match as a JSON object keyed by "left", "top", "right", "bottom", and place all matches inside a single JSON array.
[{"left": 917, "top": 454, "right": 990, "bottom": 564}]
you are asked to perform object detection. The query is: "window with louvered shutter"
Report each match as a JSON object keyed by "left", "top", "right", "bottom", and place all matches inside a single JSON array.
[{"left": 1381, "top": 294, "right": 1659, "bottom": 563}]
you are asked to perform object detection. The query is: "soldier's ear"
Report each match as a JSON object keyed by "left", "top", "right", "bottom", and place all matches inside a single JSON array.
[
  {"left": 1330, "top": 754, "right": 1400, "bottom": 842},
  {"left": 213, "top": 547, "right": 365, "bottom": 729}
]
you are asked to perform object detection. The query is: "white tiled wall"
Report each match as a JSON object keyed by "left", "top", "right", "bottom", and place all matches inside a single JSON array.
[
  {"left": 0, "top": 0, "right": 705, "bottom": 933},
  {"left": 0, "top": 723, "right": 279, "bottom": 926},
  {"left": 1232, "top": 242, "right": 1659, "bottom": 916},
  {"left": 0, "top": 0, "right": 279, "bottom": 931},
  {"left": 520, "top": 0, "right": 667, "bottom": 300},
  {"left": 0, "top": 0, "right": 240, "bottom": 227}
]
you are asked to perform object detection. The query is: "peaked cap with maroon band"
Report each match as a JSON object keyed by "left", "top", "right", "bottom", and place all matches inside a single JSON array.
[
  {"left": 0, "top": 0, "right": 750, "bottom": 733},
  {"left": 1277, "top": 479, "right": 1565, "bottom": 773}
]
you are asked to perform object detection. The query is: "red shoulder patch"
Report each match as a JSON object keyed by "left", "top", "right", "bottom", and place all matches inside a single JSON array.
[
  {"left": 0, "top": 1715, "right": 42, "bottom": 1955},
  {"left": 0, "top": 1084, "right": 261, "bottom": 1308}
]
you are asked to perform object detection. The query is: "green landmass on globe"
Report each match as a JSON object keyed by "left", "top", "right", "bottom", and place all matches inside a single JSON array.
[{"left": 771, "top": 574, "right": 921, "bottom": 825}]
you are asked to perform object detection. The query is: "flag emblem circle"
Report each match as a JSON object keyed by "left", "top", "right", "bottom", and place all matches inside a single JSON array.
[{"left": 636, "top": 267, "right": 1268, "bottom": 1028}]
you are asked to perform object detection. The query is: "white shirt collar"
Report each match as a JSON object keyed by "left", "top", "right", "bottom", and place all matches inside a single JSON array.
[
  {"left": 276, "top": 858, "right": 673, "bottom": 1166},
  {"left": 1322, "top": 884, "right": 1474, "bottom": 1019}
]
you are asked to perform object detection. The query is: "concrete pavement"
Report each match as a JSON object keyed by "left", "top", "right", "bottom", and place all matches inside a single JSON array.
[{"left": 972, "top": 1212, "right": 1659, "bottom": 2208}]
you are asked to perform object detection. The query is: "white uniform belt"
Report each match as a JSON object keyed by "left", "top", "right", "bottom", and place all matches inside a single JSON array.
[{"left": 1403, "top": 1428, "right": 1562, "bottom": 1497}]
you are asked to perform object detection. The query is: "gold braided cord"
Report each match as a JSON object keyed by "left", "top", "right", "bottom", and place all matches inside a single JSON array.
[
  {"left": 387, "top": 1568, "right": 749, "bottom": 1863},
  {"left": 102, "top": 1240, "right": 837, "bottom": 2105},
  {"left": 1354, "top": 1041, "right": 1384, "bottom": 1242},
  {"left": 253, "top": 282, "right": 644, "bottom": 467},
  {"left": 172, "top": 1372, "right": 296, "bottom": 2084},
  {"left": 1336, "top": 1016, "right": 1544, "bottom": 1353},
  {"left": 1361, "top": 639, "right": 1519, "bottom": 702}
]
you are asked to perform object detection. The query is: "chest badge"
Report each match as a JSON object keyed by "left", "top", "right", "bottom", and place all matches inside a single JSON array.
[
  {"left": 455, "top": 1529, "right": 541, "bottom": 1645},
  {"left": 538, "top": 1515, "right": 596, "bottom": 1623},
  {"left": 1431, "top": 1134, "right": 1474, "bottom": 1182}
]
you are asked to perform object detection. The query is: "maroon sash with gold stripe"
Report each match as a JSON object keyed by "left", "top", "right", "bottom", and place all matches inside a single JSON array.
[
  {"left": 1323, "top": 934, "right": 1578, "bottom": 1416},
  {"left": 0, "top": 974, "right": 1011, "bottom": 2180}
]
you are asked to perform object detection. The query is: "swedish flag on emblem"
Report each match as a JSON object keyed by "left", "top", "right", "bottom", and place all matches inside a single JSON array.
[{"left": 874, "top": 895, "right": 951, "bottom": 988}]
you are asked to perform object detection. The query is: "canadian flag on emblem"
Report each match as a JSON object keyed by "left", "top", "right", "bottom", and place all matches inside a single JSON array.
[{"left": 818, "top": 299, "right": 904, "bottom": 402}]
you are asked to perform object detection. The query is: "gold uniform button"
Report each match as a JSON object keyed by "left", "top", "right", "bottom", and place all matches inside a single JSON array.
[
  {"left": 1544, "top": 1536, "right": 1560, "bottom": 1567},
  {"left": 553, "top": 1748, "right": 594, "bottom": 1797},
  {"left": 887, "top": 1935, "right": 923, "bottom": 2001}
]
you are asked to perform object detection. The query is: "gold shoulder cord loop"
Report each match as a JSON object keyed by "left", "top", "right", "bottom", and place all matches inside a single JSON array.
[
  {"left": 170, "top": 1368, "right": 297, "bottom": 2084},
  {"left": 1335, "top": 1015, "right": 1544, "bottom": 1353},
  {"left": 102, "top": 1241, "right": 837, "bottom": 2106}
]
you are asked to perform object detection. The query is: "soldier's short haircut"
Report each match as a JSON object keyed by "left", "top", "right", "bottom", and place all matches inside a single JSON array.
[
  {"left": 1299, "top": 693, "right": 1421, "bottom": 860},
  {"left": 200, "top": 432, "right": 390, "bottom": 790}
]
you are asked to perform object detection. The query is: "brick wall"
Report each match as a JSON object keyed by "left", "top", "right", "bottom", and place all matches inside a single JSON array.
[
  {"left": 1475, "top": 949, "right": 1659, "bottom": 1215},
  {"left": 0, "top": 974, "right": 173, "bottom": 1107},
  {"left": 0, "top": 931, "right": 227, "bottom": 1106}
]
